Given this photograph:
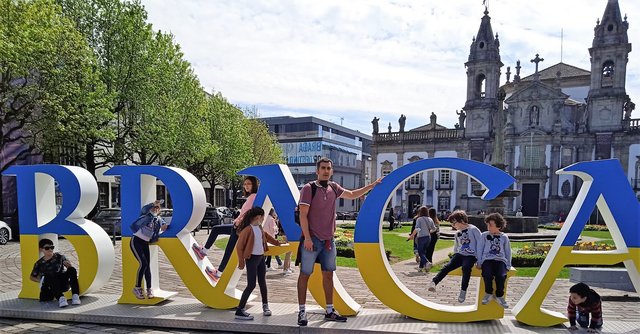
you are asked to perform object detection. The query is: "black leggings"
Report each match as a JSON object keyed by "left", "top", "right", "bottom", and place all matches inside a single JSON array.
[
  {"left": 202, "top": 224, "right": 238, "bottom": 273},
  {"left": 40, "top": 267, "right": 80, "bottom": 301},
  {"left": 130, "top": 235, "right": 151, "bottom": 289},
  {"left": 203, "top": 224, "right": 234, "bottom": 249},
  {"left": 238, "top": 255, "right": 267, "bottom": 309},
  {"left": 425, "top": 232, "right": 439, "bottom": 263},
  {"left": 432, "top": 253, "right": 476, "bottom": 291}
]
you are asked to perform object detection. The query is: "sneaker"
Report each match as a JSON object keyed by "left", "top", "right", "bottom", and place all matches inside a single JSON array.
[
  {"left": 132, "top": 287, "right": 145, "bottom": 300},
  {"left": 297, "top": 310, "right": 308, "bottom": 326},
  {"left": 425, "top": 262, "right": 433, "bottom": 271},
  {"left": 496, "top": 296, "right": 509, "bottom": 308},
  {"left": 214, "top": 270, "right": 223, "bottom": 278},
  {"left": 192, "top": 243, "right": 208, "bottom": 260},
  {"left": 325, "top": 310, "right": 347, "bottom": 322},
  {"left": 458, "top": 290, "right": 467, "bottom": 303},
  {"left": 283, "top": 268, "right": 293, "bottom": 276},
  {"left": 263, "top": 304, "right": 272, "bottom": 316},
  {"left": 235, "top": 308, "right": 254, "bottom": 320},
  {"left": 415, "top": 254, "right": 420, "bottom": 263},
  {"left": 428, "top": 281, "right": 437, "bottom": 292},
  {"left": 146, "top": 288, "right": 154, "bottom": 299},
  {"left": 481, "top": 294, "right": 493, "bottom": 305},
  {"left": 58, "top": 296, "right": 68, "bottom": 308},
  {"left": 205, "top": 266, "right": 220, "bottom": 282},
  {"left": 71, "top": 294, "right": 81, "bottom": 305}
]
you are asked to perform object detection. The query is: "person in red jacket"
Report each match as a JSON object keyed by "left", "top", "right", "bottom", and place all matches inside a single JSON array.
[{"left": 568, "top": 282, "right": 603, "bottom": 332}]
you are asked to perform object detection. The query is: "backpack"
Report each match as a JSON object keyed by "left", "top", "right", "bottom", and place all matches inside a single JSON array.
[{"left": 294, "top": 181, "right": 338, "bottom": 225}]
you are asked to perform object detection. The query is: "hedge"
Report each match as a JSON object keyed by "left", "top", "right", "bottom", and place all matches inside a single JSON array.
[
  {"left": 337, "top": 246, "right": 391, "bottom": 260},
  {"left": 540, "top": 224, "right": 609, "bottom": 231}
]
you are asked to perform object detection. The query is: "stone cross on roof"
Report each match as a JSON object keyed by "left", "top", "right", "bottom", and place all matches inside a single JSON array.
[{"left": 531, "top": 54, "right": 544, "bottom": 80}]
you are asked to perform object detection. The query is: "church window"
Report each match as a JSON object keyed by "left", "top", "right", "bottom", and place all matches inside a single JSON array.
[
  {"left": 607, "top": 24, "right": 614, "bottom": 32},
  {"left": 523, "top": 145, "right": 544, "bottom": 169},
  {"left": 479, "top": 41, "right": 485, "bottom": 49},
  {"left": 409, "top": 173, "right": 421, "bottom": 186},
  {"left": 561, "top": 147, "right": 573, "bottom": 168},
  {"left": 438, "top": 196, "right": 451, "bottom": 212},
  {"left": 601, "top": 60, "right": 614, "bottom": 87},
  {"left": 438, "top": 170, "right": 451, "bottom": 188},
  {"left": 476, "top": 74, "right": 486, "bottom": 98}
]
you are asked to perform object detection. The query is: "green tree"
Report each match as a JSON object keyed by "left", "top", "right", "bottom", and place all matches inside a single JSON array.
[
  {"left": 244, "top": 107, "right": 284, "bottom": 166},
  {"left": 0, "top": 0, "right": 112, "bottom": 215},
  {"left": 57, "top": 0, "right": 209, "bottom": 172},
  {"left": 189, "top": 93, "right": 252, "bottom": 204}
]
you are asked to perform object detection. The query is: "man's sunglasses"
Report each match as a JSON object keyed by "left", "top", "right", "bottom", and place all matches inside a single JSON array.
[{"left": 42, "top": 246, "right": 55, "bottom": 251}]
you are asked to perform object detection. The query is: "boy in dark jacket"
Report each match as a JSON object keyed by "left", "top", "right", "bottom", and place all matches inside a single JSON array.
[
  {"left": 568, "top": 282, "right": 603, "bottom": 332},
  {"left": 30, "top": 238, "right": 81, "bottom": 307}
]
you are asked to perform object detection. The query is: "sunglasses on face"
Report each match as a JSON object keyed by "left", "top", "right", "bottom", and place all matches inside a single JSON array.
[{"left": 43, "top": 246, "right": 55, "bottom": 251}]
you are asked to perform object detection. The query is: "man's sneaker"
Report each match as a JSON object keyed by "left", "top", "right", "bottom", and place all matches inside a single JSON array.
[
  {"left": 132, "top": 287, "right": 145, "bottom": 300},
  {"left": 58, "top": 296, "right": 68, "bottom": 308},
  {"left": 481, "top": 294, "right": 493, "bottom": 305},
  {"left": 192, "top": 243, "right": 208, "bottom": 260},
  {"left": 205, "top": 266, "right": 220, "bottom": 282},
  {"left": 263, "top": 304, "right": 272, "bottom": 316},
  {"left": 297, "top": 310, "right": 308, "bottom": 326},
  {"left": 71, "top": 294, "right": 81, "bottom": 305},
  {"left": 425, "top": 262, "right": 433, "bottom": 271},
  {"left": 496, "top": 296, "right": 509, "bottom": 308},
  {"left": 283, "top": 268, "right": 294, "bottom": 275},
  {"left": 235, "top": 308, "right": 254, "bottom": 320},
  {"left": 146, "top": 288, "right": 154, "bottom": 299},
  {"left": 325, "top": 310, "right": 347, "bottom": 322},
  {"left": 458, "top": 290, "right": 467, "bottom": 303},
  {"left": 428, "top": 281, "right": 437, "bottom": 292}
]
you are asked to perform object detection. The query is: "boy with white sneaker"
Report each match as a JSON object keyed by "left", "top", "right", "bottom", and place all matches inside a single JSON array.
[
  {"left": 30, "top": 238, "right": 81, "bottom": 307},
  {"left": 428, "top": 210, "right": 481, "bottom": 303},
  {"left": 477, "top": 213, "right": 512, "bottom": 308}
]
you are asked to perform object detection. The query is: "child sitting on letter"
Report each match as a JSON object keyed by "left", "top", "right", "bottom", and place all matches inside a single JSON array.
[
  {"left": 477, "top": 213, "right": 511, "bottom": 308},
  {"left": 428, "top": 210, "right": 481, "bottom": 303}
]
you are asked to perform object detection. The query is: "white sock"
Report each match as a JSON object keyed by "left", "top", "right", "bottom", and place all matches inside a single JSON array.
[
  {"left": 326, "top": 304, "right": 334, "bottom": 313},
  {"left": 299, "top": 305, "right": 305, "bottom": 312}
]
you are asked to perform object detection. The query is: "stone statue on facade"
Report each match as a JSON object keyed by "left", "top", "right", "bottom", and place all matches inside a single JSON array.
[
  {"left": 456, "top": 109, "right": 466, "bottom": 129},
  {"left": 399, "top": 114, "right": 406, "bottom": 132},
  {"left": 371, "top": 117, "right": 380, "bottom": 134},
  {"left": 388, "top": 122, "right": 392, "bottom": 133},
  {"left": 624, "top": 98, "right": 635, "bottom": 120},
  {"left": 430, "top": 112, "right": 437, "bottom": 126}
]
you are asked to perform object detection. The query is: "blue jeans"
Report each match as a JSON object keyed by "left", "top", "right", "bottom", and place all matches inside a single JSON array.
[
  {"left": 299, "top": 236, "right": 337, "bottom": 275},
  {"left": 416, "top": 235, "right": 431, "bottom": 268},
  {"left": 432, "top": 253, "right": 476, "bottom": 291},
  {"left": 481, "top": 260, "right": 508, "bottom": 297}
]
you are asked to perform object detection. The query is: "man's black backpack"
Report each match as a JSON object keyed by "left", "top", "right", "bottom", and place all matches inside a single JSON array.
[{"left": 294, "top": 181, "right": 338, "bottom": 224}]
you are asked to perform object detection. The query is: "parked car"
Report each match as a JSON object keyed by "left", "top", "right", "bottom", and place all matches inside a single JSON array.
[
  {"left": 216, "top": 207, "right": 234, "bottom": 225},
  {"left": 0, "top": 220, "right": 12, "bottom": 245},
  {"left": 159, "top": 208, "right": 173, "bottom": 224},
  {"left": 200, "top": 206, "right": 221, "bottom": 229},
  {"left": 92, "top": 208, "right": 122, "bottom": 236}
]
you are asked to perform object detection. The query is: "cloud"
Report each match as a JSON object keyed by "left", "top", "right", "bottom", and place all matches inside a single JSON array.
[{"left": 141, "top": 0, "right": 640, "bottom": 134}]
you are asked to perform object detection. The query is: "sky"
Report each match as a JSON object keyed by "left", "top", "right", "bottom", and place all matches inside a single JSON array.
[{"left": 140, "top": 0, "right": 640, "bottom": 135}]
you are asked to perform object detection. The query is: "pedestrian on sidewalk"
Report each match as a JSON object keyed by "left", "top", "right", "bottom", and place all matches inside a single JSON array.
[
  {"left": 192, "top": 176, "right": 258, "bottom": 281},
  {"left": 425, "top": 208, "right": 441, "bottom": 263},
  {"left": 568, "top": 283, "right": 603, "bottom": 333},
  {"left": 477, "top": 213, "right": 511, "bottom": 308},
  {"left": 263, "top": 208, "right": 283, "bottom": 270},
  {"left": 130, "top": 200, "right": 169, "bottom": 299},
  {"left": 296, "top": 157, "right": 382, "bottom": 326},
  {"left": 428, "top": 210, "right": 481, "bottom": 303},
  {"left": 407, "top": 206, "right": 437, "bottom": 272},
  {"left": 30, "top": 238, "right": 81, "bottom": 307},
  {"left": 234, "top": 207, "right": 281, "bottom": 320}
]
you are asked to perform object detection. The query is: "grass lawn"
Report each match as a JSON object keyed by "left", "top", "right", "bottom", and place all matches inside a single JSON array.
[{"left": 580, "top": 230, "right": 612, "bottom": 240}]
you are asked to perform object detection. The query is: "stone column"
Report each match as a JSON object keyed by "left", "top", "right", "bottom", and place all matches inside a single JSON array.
[{"left": 550, "top": 145, "right": 560, "bottom": 197}]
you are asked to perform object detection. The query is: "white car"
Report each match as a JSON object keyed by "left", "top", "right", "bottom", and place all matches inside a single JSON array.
[{"left": 0, "top": 220, "right": 12, "bottom": 245}]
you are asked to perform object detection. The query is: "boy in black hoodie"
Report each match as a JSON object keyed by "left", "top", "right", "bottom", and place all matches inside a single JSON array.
[{"left": 568, "top": 282, "right": 602, "bottom": 332}]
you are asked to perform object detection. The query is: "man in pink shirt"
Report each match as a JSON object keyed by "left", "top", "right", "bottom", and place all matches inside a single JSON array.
[{"left": 296, "top": 157, "right": 382, "bottom": 326}]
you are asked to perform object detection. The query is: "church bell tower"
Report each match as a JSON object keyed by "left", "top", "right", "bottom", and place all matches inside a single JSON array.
[{"left": 463, "top": 8, "right": 503, "bottom": 138}]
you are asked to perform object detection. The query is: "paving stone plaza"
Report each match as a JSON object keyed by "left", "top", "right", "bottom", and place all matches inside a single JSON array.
[{"left": 0, "top": 229, "right": 638, "bottom": 333}]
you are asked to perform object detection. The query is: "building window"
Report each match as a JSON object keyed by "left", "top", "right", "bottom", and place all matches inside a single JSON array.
[
  {"left": 438, "top": 196, "right": 450, "bottom": 212},
  {"left": 409, "top": 173, "right": 421, "bottom": 185},
  {"left": 476, "top": 74, "right": 486, "bottom": 98},
  {"left": 214, "top": 188, "right": 225, "bottom": 207},
  {"left": 98, "top": 182, "right": 109, "bottom": 209},
  {"left": 339, "top": 198, "right": 344, "bottom": 207},
  {"left": 111, "top": 184, "right": 120, "bottom": 208},
  {"left": 601, "top": 60, "right": 614, "bottom": 87},
  {"left": 439, "top": 170, "right": 451, "bottom": 186},
  {"left": 523, "top": 145, "right": 544, "bottom": 168},
  {"left": 561, "top": 147, "right": 573, "bottom": 168}
]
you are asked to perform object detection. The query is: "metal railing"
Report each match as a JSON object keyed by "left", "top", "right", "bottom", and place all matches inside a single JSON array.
[
  {"left": 632, "top": 178, "right": 640, "bottom": 191},
  {"left": 435, "top": 180, "right": 454, "bottom": 190},
  {"left": 374, "top": 129, "right": 464, "bottom": 144},
  {"left": 514, "top": 167, "right": 548, "bottom": 178}
]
